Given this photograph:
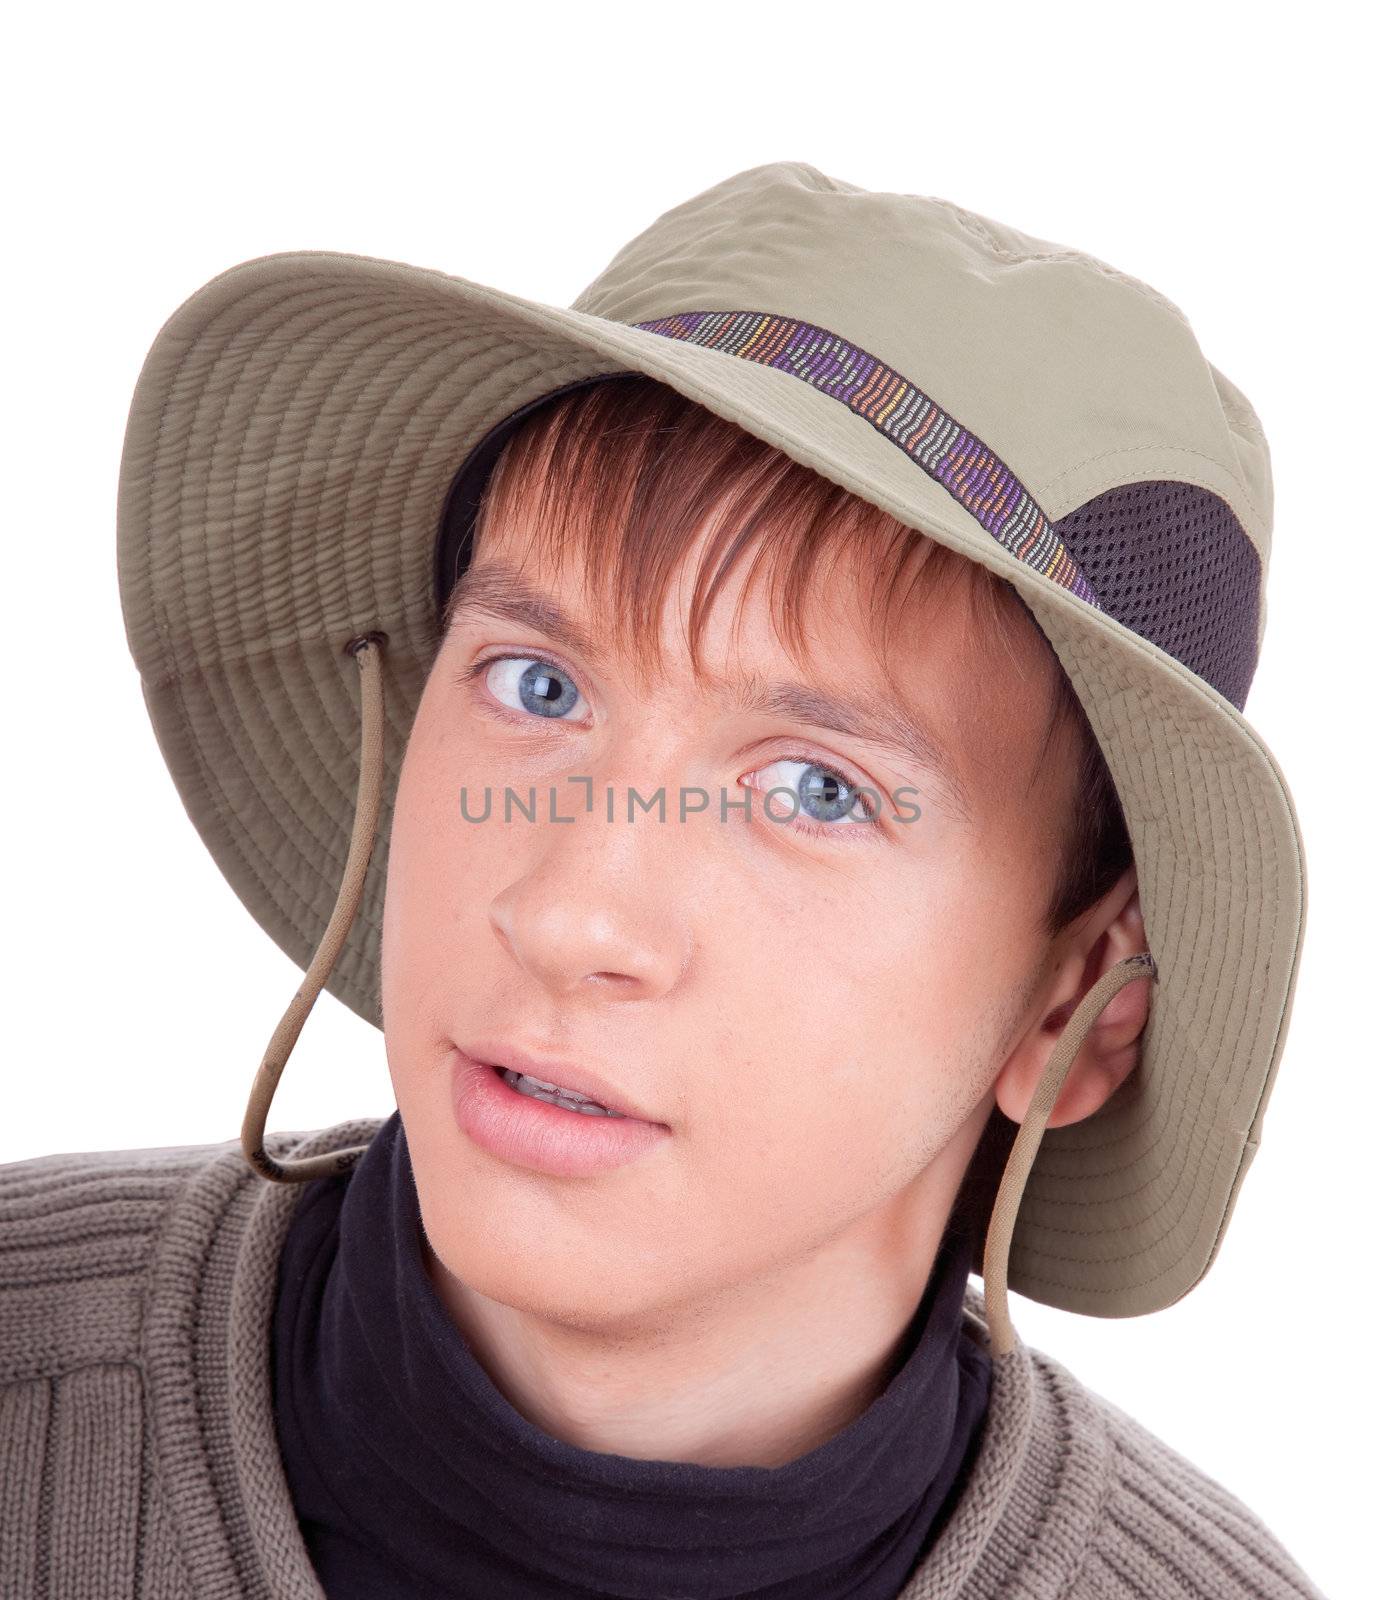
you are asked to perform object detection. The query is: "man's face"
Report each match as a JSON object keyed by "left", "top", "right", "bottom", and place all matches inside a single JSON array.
[{"left": 381, "top": 510, "right": 1075, "bottom": 1336}]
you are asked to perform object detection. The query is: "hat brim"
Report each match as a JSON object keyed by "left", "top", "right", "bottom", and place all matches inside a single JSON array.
[{"left": 116, "top": 250, "right": 1306, "bottom": 1319}]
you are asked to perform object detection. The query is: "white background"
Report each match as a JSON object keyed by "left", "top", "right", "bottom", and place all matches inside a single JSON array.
[{"left": 4, "top": 3, "right": 1366, "bottom": 1593}]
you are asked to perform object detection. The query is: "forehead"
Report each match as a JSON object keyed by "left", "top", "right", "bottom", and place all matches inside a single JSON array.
[{"left": 454, "top": 490, "right": 975, "bottom": 668}]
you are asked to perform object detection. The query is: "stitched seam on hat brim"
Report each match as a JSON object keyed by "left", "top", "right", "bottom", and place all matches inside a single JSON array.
[
  {"left": 1003, "top": 620, "right": 1299, "bottom": 1300},
  {"left": 1029, "top": 634, "right": 1261, "bottom": 1177}
]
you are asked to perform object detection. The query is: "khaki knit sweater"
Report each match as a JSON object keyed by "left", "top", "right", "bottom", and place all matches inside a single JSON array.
[{"left": 0, "top": 1116, "right": 1327, "bottom": 1599}]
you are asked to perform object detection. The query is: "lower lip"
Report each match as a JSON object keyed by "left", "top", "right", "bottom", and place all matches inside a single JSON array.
[{"left": 449, "top": 1048, "right": 671, "bottom": 1178}]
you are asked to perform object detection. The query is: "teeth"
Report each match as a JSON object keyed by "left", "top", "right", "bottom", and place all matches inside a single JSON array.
[
  {"left": 520, "top": 1071, "right": 586, "bottom": 1097},
  {"left": 501, "top": 1068, "right": 627, "bottom": 1118}
]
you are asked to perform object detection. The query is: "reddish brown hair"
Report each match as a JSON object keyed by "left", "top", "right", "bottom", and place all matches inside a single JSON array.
[{"left": 439, "top": 373, "right": 1131, "bottom": 941}]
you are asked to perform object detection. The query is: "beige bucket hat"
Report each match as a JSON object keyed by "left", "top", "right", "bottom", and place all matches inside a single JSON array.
[{"left": 116, "top": 159, "right": 1305, "bottom": 1354}]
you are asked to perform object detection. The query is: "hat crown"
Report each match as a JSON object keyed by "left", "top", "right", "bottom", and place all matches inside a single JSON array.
[{"left": 569, "top": 161, "right": 1272, "bottom": 573}]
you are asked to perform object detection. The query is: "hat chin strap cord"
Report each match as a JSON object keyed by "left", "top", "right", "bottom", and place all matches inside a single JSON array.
[
  {"left": 240, "top": 630, "right": 1159, "bottom": 1359},
  {"left": 240, "top": 632, "right": 388, "bottom": 1186},
  {"left": 980, "top": 949, "right": 1159, "bottom": 1356}
]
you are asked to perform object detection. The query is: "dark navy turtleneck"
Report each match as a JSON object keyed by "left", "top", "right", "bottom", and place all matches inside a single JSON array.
[{"left": 270, "top": 1112, "right": 992, "bottom": 1599}]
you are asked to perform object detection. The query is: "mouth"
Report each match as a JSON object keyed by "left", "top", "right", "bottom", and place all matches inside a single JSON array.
[
  {"left": 449, "top": 1047, "right": 672, "bottom": 1179},
  {"left": 460, "top": 1040, "right": 665, "bottom": 1126}
]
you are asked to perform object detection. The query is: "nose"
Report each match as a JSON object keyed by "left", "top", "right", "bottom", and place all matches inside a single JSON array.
[{"left": 486, "top": 785, "right": 693, "bottom": 1001}]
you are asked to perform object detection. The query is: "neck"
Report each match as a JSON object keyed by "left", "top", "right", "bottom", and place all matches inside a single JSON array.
[{"left": 422, "top": 1194, "right": 961, "bottom": 1468}]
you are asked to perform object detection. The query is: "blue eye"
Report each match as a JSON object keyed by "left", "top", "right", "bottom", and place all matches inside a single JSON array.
[
  {"left": 481, "top": 656, "right": 584, "bottom": 719},
  {"left": 746, "top": 758, "right": 879, "bottom": 835}
]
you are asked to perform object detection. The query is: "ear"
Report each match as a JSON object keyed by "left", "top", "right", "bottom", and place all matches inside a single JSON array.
[{"left": 995, "top": 867, "right": 1152, "bottom": 1131}]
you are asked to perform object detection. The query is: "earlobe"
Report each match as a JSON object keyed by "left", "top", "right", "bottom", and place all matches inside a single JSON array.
[
  {"left": 994, "top": 965, "right": 1151, "bottom": 1130},
  {"left": 995, "top": 875, "right": 1153, "bottom": 1132}
]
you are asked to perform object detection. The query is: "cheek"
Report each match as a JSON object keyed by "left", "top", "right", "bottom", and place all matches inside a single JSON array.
[
  {"left": 676, "top": 880, "right": 983, "bottom": 1250},
  {"left": 380, "top": 709, "right": 501, "bottom": 1066},
  {"left": 935, "top": 827, "right": 1051, "bottom": 991}
]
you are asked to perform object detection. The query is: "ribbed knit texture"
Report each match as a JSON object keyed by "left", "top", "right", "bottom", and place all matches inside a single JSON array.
[{"left": 0, "top": 1117, "right": 1329, "bottom": 1600}]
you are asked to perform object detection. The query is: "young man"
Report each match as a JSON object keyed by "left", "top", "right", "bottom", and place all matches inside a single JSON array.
[{"left": 1, "top": 162, "right": 1318, "bottom": 1597}]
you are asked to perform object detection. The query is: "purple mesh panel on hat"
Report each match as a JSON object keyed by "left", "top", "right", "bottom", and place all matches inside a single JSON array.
[{"left": 1051, "top": 481, "right": 1262, "bottom": 710}]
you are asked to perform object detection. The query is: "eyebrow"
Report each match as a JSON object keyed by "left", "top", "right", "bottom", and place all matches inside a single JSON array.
[
  {"left": 721, "top": 674, "right": 971, "bottom": 819},
  {"left": 445, "top": 563, "right": 609, "bottom": 670},
  {"left": 444, "top": 563, "right": 971, "bottom": 817}
]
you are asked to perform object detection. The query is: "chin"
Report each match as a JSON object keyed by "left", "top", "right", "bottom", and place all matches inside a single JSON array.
[
  {"left": 422, "top": 1196, "right": 686, "bottom": 1338},
  {"left": 437, "top": 1242, "right": 661, "bottom": 1336}
]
